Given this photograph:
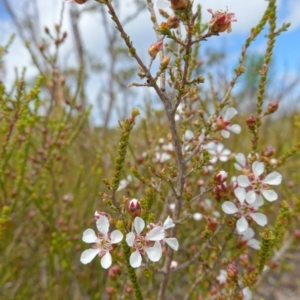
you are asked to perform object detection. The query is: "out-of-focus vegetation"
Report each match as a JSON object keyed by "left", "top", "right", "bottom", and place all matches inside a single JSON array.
[{"left": 1, "top": 0, "right": 300, "bottom": 300}]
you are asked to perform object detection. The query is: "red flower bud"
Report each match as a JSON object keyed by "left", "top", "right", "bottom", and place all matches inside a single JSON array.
[
  {"left": 214, "top": 170, "right": 228, "bottom": 184},
  {"left": 246, "top": 114, "right": 256, "bottom": 128},
  {"left": 208, "top": 9, "right": 237, "bottom": 33},
  {"left": 148, "top": 41, "right": 163, "bottom": 59},
  {"left": 226, "top": 261, "right": 238, "bottom": 279},
  {"left": 128, "top": 198, "right": 142, "bottom": 217},
  {"left": 267, "top": 100, "right": 279, "bottom": 113}
]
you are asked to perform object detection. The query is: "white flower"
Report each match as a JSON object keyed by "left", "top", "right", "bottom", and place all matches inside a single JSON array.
[
  {"left": 153, "top": 151, "right": 172, "bottom": 163},
  {"left": 237, "top": 161, "right": 282, "bottom": 203},
  {"left": 234, "top": 153, "right": 248, "bottom": 171},
  {"left": 238, "top": 227, "right": 260, "bottom": 250},
  {"left": 222, "top": 187, "right": 267, "bottom": 232},
  {"left": 80, "top": 216, "right": 123, "bottom": 269},
  {"left": 204, "top": 142, "right": 231, "bottom": 164},
  {"left": 126, "top": 217, "right": 165, "bottom": 268},
  {"left": 162, "top": 142, "right": 174, "bottom": 152},
  {"left": 193, "top": 213, "right": 203, "bottom": 221},
  {"left": 242, "top": 287, "right": 252, "bottom": 300},
  {"left": 216, "top": 269, "right": 227, "bottom": 284},
  {"left": 216, "top": 107, "right": 241, "bottom": 138},
  {"left": 184, "top": 129, "right": 194, "bottom": 141}
]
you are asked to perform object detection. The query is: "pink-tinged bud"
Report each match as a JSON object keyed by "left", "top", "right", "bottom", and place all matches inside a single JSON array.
[
  {"left": 206, "top": 216, "right": 219, "bottom": 231},
  {"left": 239, "top": 254, "right": 249, "bottom": 267},
  {"left": 208, "top": 9, "right": 237, "bottom": 33},
  {"left": 212, "top": 183, "right": 228, "bottom": 201},
  {"left": 128, "top": 198, "right": 142, "bottom": 217},
  {"left": 214, "top": 170, "right": 228, "bottom": 184},
  {"left": 108, "top": 265, "right": 122, "bottom": 280},
  {"left": 294, "top": 229, "right": 300, "bottom": 239},
  {"left": 105, "top": 286, "right": 114, "bottom": 295},
  {"left": 167, "top": 15, "right": 180, "bottom": 29},
  {"left": 94, "top": 211, "right": 111, "bottom": 221},
  {"left": 148, "top": 41, "right": 163, "bottom": 58},
  {"left": 125, "top": 285, "right": 133, "bottom": 295},
  {"left": 226, "top": 261, "right": 238, "bottom": 279},
  {"left": 267, "top": 100, "right": 279, "bottom": 113},
  {"left": 246, "top": 114, "right": 256, "bottom": 128},
  {"left": 170, "top": 0, "right": 188, "bottom": 10},
  {"left": 262, "top": 145, "right": 275, "bottom": 157},
  {"left": 170, "top": 260, "right": 178, "bottom": 269},
  {"left": 267, "top": 261, "right": 279, "bottom": 269},
  {"left": 161, "top": 56, "right": 171, "bottom": 68}
]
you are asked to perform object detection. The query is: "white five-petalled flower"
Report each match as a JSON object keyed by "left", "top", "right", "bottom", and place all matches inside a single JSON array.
[
  {"left": 80, "top": 216, "right": 123, "bottom": 269},
  {"left": 215, "top": 107, "right": 241, "bottom": 138},
  {"left": 237, "top": 161, "right": 282, "bottom": 203},
  {"left": 126, "top": 217, "right": 165, "bottom": 268},
  {"left": 222, "top": 187, "right": 267, "bottom": 232}
]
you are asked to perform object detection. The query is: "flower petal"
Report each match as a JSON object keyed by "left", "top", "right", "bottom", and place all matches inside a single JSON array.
[
  {"left": 101, "top": 251, "right": 112, "bottom": 269},
  {"left": 236, "top": 216, "right": 248, "bottom": 232},
  {"left": 126, "top": 232, "right": 135, "bottom": 247},
  {"left": 82, "top": 229, "right": 98, "bottom": 243},
  {"left": 222, "top": 201, "right": 238, "bottom": 214},
  {"left": 261, "top": 189, "right": 278, "bottom": 202},
  {"left": 110, "top": 230, "right": 123, "bottom": 244},
  {"left": 134, "top": 217, "right": 145, "bottom": 236},
  {"left": 263, "top": 171, "right": 282, "bottom": 185},
  {"left": 247, "top": 238, "right": 260, "bottom": 250},
  {"left": 145, "top": 241, "right": 162, "bottom": 262},
  {"left": 96, "top": 216, "right": 110, "bottom": 235},
  {"left": 80, "top": 248, "right": 100, "bottom": 264},
  {"left": 235, "top": 153, "right": 246, "bottom": 166},
  {"left": 130, "top": 250, "right": 142, "bottom": 268},
  {"left": 246, "top": 190, "right": 257, "bottom": 204},
  {"left": 163, "top": 216, "right": 175, "bottom": 229},
  {"left": 221, "top": 130, "right": 230, "bottom": 138},
  {"left": 228, "top": 124, "right": 241, "bottom": 134},
  {"left": 252, "top": 161, "right": 264, "bottom": 178},
  {"left": 146, "top": 226, "right": 165, "bottom": 241},
  {"left": 237, "top": 175, "right": 251, "bottom": 187},
  {"left": 224, "top": 107, "right": 238, "bottom": 121},
  {"left": 165, "top": 238, "right": 179, "bottom": 251},
  {"left": 234, "top": 187, "right": 246, "bottom": 204},
  {"left": 253, "top": 195, "right": 264, "bottom": 207},
  {"left": 241, "top": 227, "right": 255, "bottom": 240},
  {"left": 234, "top": 163, "right": 242, "bottom": 170},
  {"left": 250, "top": 213, "right": 267, "bottom": 227}
]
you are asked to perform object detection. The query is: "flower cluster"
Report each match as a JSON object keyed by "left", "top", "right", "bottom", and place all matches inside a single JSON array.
[
  {"left": 222, "top": 158, "right": 282, "bottom": 247},
  {"left": 80, "top": 210, "right": 178, "bottom": 269}
]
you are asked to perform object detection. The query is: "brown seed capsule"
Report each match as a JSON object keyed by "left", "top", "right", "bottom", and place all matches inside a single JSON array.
[
  {"left": 267, "top": 100, "right": 279, "bottom": 113},
  {"left": 161, "top": 56, "right": 171, "bottom": 68},
  {"left": 170, "top": 0, "right": 188, "bottom": 10},
  {"left": 167, "top": 15, "right": 180, "bottom": 29}
]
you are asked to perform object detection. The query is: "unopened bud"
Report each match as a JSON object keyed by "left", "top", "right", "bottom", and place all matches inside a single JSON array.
[
  {"left": 170, "top": 0, "right": 188, "bottom": 10},
  {"left": 148, "top": 41, "right": 163, "bottom": 58},
  {"left": 108, "top": 265, "right": 122, "bottom": 280},
  {"left": 206, "top": 216, "right": 218, "bottom": 231},
  {"left": 267, "top": 100, "right": 279, "bottom": 113},
  {"left": 239, "top": 254, "right": 249, "bottom": 267},
  {"left": 128, "top": 198, "right": 142, "bottom": 217},
  {"left": 226, "top": 261, "right": 238, "bottom": 279},
  {"left": 167, "top": 15, "right": 180, "bottom": 29},
  {"left": 262, "top": 145, "right": 275, "bottom": 157},
  {"left": 161, "top": 56, "right": 171, "bottom": 68},
  {"left": 246, "top": 114, "right": 256, "bottom": 128},
  {"left": 214, "top": 170, "right": 228, "bottom": 184},
  {"left": 105, "top": 286, "right": 114, "bottom": 295},
  {"left": 170, "top": 260, "right": 178, "bottom": 269}
]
